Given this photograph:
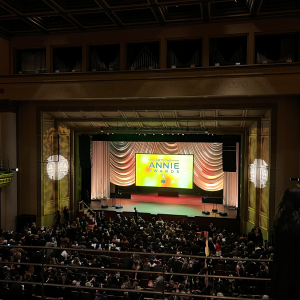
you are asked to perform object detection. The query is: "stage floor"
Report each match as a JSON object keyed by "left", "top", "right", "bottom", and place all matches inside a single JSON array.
[{"left": 90, "top": 193, "right": 237, "bottom": 219}]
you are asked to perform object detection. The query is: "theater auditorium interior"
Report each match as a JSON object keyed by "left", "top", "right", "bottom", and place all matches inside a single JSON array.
[{"left": 0, "top": 0, "right": 300, "bottom": 299}]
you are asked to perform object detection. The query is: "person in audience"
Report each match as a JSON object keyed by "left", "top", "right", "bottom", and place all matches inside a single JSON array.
[
  {"left": 121, "top": 274, "right": 131, "bottom": 289},
  {"left": 10, "top": 274, "right": 24, "bottom": 300},
  {"left": 271, "top": 187, "right": 300, "bottom": 299},
  {"left": 153, "top": 272, "right": 164, "bottom": 299},
  {"left": 178, "top": 233, "right": 186, "bottom": 242},
  {"left": 215, "top": 239, "right": 222, "bottom": 256},
  {"left": 208, "top": 237, "right": 215, "bottom": 253},
  {"left": 111, "top": 235, "right": 119, "bottom": 243},
  {"left": 236, "top": 260, "right": 245, "bottom": 277}
]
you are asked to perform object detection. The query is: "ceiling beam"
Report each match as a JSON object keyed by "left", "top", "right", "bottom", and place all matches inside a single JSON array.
[
  {"left": 201, "top": 0, "right": 210, "bottom": 22},
  {"left": 73, "top": 127, "right": 246, "bottom": 133},
  {"left": 249, "top": 0, "right": 264, "bottom": 17},
  {"left": 55, "top": 116, "right": 260, "bottom": 122},
  {"left": 148, "top": 0, "right": 165, "bottom": 25},
  {"left": 94, "top": 0, "right": 123, "bottom": 27},
  {"left": 43, "top": 0, "right": 85, "bottom": 30}
]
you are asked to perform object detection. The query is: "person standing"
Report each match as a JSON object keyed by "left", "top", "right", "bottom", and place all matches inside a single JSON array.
[
  {"left": 96, "top": 211, "right": 101, "bottom": 227},
  {"left": 63, "top": 206, "right": 69, "bottom": 223},
  {"left": 208, "top": 223, "right": 214, "bottom": 238},
  {"left": 134, "top": 207, "right": 139, "bottom": 222},
  {"left": 54, "top": 210, "right": 61, "bottom": 226},
  {"left": 271, "top": 187, "right": 300, "bottom": 299}
]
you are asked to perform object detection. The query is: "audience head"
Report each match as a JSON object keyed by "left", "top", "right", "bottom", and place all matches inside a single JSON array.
[{"left": 274, "top": 187, "right": 300, "bottom": 232}]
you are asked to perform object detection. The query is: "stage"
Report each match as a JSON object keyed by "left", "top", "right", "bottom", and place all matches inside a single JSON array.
[{"left": 90, "top": 193, "right": 237, "bottom": 219}]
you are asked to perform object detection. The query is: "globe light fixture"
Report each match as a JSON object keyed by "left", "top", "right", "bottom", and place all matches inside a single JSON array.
[
  {"left": 47, "top": 155, "right": 69, "bottom": 180},
  {"left": 250, "top": 159, "right": 268, "bottom": 188}
]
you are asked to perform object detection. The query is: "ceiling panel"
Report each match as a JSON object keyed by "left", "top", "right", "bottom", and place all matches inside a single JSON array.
[
  {"left": 100, "top": 111, "right": 122, "bottom": 117},
  {"left": 164, "top": 121, "right": 177, "bottom": 126},
  {"left": 72, "top": 122, "right": 93, "bottom": 127},
  {"left": 177, "top": 110, "right": 199, "bottom": 117},
  {"left": 160, "top": 111, "right": 175, "bottom": 117},
  {"left": 138, "top": 111, "right": 160, "bottom": 118},
  {"left": 259, "top": 0, "right": 300, "bottom": 13},
  {"left": 0, "top": 18, "right": 37, "bottom": 33},
  {"left": 210, "top": 0, "right": 249, "bottom": 18},
  {"left": 161, "top": 4, "right": 202, "bottom": 21},
  {"left": 203, "top": 121, "right": 216, "bottom": 127},
  {"left": 71, "top": 12, "right": 115, "bottom": 27},
  {"left": 105, "top": 0, "right": 149, "bottom": 7},
  {"left": 122, "top": 111, "right": 136, "bottom": 118},
  {"left": 126, "top": 121, "right": 141, "bottom": 126},
  {"left": 4, "top": 0, "right": 55, "bottom": 14},
  {"left": 30, "top": 15, "right": 75, "bottom": 30},
  {"left": 0, "top": 5, "right": 14, "bottom": 16},
  {"left": 47, "top": 112, "right": 62, "bottom": 118},
  {"left": 202, "top": 110, "right": 216, "bottom": 117},
  {"left": 246, "top": 109, "right": 268, "bottom": 117},
  {"left": 218, "top": 109, "right": 244, "bottom": 117},
  {"left": 178, "top": 121, "right": 199, "bottom": 127},
  {"left": 93, "top": 121, "right": 107, "bottom": 126},
  {"left": 142, "top": 121, "right": 163, "bottom": 126},
  {"left": 83, "top": 112, "right": 101, "bottom": 118},
  {"left": 63, "top": 111, "right": 86, "bottom": 118},
  {"left": 54, "top": 0, "right": 100, "bottom": 10},
  {"left": 114, "top": 8, "right": 157, "bottom": 24},
  {"left": 218, "top": 121, "right": 241, "bottom": 127}
]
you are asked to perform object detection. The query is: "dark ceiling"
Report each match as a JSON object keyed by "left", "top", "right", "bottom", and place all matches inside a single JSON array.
[{"left": 0, "top": 0, "right": 299, "bottom": 37}]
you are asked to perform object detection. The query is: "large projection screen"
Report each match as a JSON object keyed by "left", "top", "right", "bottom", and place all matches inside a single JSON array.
[{"left": 135, "top": 153, "right": 194, "bottom": 189}]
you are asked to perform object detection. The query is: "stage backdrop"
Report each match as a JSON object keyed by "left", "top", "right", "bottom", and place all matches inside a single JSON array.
[{"left": 91, "top": 141, "right": 238, "bottom": 207}]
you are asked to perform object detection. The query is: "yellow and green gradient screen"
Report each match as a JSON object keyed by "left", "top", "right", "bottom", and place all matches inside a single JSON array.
[{"left": 135, "top": 154, "right": 194, "bottom": 189}]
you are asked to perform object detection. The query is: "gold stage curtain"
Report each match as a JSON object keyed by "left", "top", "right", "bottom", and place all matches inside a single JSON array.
[
  {"left": 91, "top": 141, "right": 110, "bottom": 199},
  {"left": 177, "top": 143, "right": 224, "bottom": 191},
  {"left": 223, "top": 143, "right": 239, "bottom": 207},
  {"left": 107, "top": 141, "right": 224, "bottom": 191},
  {"left": 109, "top": 141, "right": 156, "bottom": 186}
]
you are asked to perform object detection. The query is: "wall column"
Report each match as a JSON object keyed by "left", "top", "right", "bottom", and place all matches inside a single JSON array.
[
  {"left": 0, "top": 112, "right": 18, "bottom": 231},
  {"left": 0, "top": 37, "right": 9, "bottom": 75}
]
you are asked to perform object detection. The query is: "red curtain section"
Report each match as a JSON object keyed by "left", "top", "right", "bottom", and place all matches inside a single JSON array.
[{"left": 109, "top": 141, "right": 224, "bottom": 191}]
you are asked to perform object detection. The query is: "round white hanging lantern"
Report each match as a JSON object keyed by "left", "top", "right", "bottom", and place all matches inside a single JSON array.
[
  {"left": 250, "top": 159, "right": 268, "bottom": 188},
  {"left": 47, "top": 155, "right": 69, "bottom": 180}
]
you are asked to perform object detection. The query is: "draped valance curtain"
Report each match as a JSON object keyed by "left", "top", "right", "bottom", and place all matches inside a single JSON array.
[{"left": 91, "top": 141, "right": 238, "bottom": 207}]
